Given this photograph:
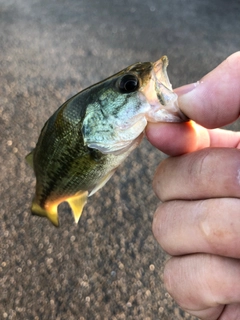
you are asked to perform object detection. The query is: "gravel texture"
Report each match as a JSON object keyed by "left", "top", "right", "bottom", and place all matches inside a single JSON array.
[{"left": 1, "top": 1, "right": 240, "bottom": 319}]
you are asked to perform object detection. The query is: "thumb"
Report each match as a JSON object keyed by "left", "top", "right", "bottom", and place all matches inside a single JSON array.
[{"left": 178, "top": 51, "right": 240, "bottom": 128}]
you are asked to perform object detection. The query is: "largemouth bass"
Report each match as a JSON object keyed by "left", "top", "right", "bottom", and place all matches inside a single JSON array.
[{"left": 26, "top": 56, "right": 187, "bottom": 226}]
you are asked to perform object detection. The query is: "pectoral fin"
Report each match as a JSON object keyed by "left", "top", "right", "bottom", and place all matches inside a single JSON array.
[
  {"left": 31, "top": 197, "right": 59, "bottom": 227},
  {"left": 25, "top": 150, "right": 34, "bottom": 168},
  {"left": 67, "top": 191, "right": 88, "bottom": 224}
]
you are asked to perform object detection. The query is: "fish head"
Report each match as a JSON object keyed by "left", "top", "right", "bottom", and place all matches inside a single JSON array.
[{"left": 82, "top": 56, "right": 187, "bottom": 154}]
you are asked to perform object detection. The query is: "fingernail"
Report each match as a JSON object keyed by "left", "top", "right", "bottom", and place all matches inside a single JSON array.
[
  {"left": 174, "top": 81, "right": 203, "bottom": 96},
  {"left": 175, "top": 81, "right": 205, "bottom": 120}
]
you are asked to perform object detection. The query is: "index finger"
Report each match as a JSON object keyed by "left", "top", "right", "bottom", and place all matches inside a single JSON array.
[{"left": 146, "top": 121, "right": 240, "bottom": 156}]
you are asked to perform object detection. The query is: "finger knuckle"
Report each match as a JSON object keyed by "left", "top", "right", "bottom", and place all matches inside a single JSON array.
[
  {"left": 153, "top": 159, "right": 169, "bottom": 201},
  {"left": 152, "top": 204, "right": 168, "bottom": 247}
]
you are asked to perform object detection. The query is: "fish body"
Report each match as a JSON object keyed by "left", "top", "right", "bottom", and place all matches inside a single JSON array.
[{"left": 26, "top": 56, "right": 186, "bottom": 226}]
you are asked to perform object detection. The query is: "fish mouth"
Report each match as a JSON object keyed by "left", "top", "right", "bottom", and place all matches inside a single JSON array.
[
  {"left": 153, "top": 56, "right": 172, "bottom": 91},
  {"left": 143, "top": 56, "right": 188, "bottom": 123}
]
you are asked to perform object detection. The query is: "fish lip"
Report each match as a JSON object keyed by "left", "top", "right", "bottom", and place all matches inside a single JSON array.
[
  {"left": 154, "top": 57, "right": 189, "bottom": 121},
  {"left": 153, "top": 55, "right": 172, "bottom": 91},
  {"left": 141, "top": 56, "right": 189, "bottom": 123}
]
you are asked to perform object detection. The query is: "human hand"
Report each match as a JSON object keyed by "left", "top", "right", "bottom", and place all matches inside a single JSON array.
[{"left": 146, "top": 52, "right": 240, "bottom": 319}]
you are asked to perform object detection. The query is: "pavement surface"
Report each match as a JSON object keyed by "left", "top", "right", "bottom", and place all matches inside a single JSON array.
[{"left": 1, "top": 0, "right": 240, "bottom": 319}]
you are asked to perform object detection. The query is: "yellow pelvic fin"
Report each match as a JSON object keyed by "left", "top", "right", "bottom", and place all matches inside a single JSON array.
[
  {"left": 25, "top": 151, "right": 34, "bottom": 168},
  {"left": 67, "top": 191, "right": 88, "bottom": 224},
  {"left": 31, "top": 197, "right": 59, "bottom": 227}
]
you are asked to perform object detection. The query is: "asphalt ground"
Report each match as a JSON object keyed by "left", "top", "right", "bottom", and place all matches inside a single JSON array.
[{"left": 1, "top": 0, "right": 240, "bottom": 319}]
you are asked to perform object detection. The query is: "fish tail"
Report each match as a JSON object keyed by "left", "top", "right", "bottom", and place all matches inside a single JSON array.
[{"left": 31, "top": 197, "right": 59, "bottom": 227}]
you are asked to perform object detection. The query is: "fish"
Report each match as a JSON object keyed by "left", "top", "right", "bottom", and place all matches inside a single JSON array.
[{"left": 26, "top": 56, "right": 187, "bottom": 226}]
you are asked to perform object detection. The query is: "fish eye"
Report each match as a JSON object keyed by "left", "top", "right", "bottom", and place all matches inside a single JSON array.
[{"left": 118, "top": 74, "right": 139, "bottom": 93}]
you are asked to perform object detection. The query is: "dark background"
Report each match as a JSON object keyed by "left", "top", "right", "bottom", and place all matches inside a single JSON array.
[{"left": 1, "top": 1, "right": 240, "bottom": 319}]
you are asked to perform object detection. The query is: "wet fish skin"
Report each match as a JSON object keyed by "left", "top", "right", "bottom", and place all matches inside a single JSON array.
[{"left": 26, "top": 56, "right": 186, "bottom": 226}]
